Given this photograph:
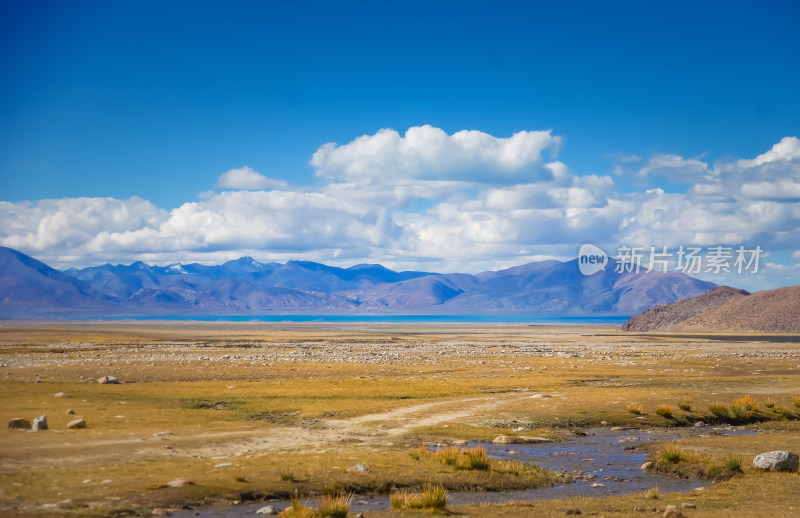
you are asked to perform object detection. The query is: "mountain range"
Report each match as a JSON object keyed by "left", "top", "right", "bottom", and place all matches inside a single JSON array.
[{"left": 0, "top": 246, "right": 716, "bottom": 318}]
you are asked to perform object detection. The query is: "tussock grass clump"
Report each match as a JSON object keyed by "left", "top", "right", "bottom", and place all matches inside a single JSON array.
[
  {"left": 723, "top": 455, "right": 743, "bottom": 472},
  {"left": 645, "top": 486, "right": 659, "bottom": 499},
  {"left": 730, "top": 396, "right": 758, "bottom": 421},
  {"left": 280, "top": 466, "right": 297, "bottom": 482},
  {"left": 792, "top": 395, "right": 800, "bottom": 409},
  {"left": 658, "top": 444, "right": 684, "bottom": 464},
  {"left": 316, "top": 493, "right": 353, "bottom": 518},
  {"left": 763, "top": 397, "right": 776, "bottom": 409},
  {"left": 409, "top": 446, "right": 427, "bottom": 461},
  {"left": 390, "top": 483, "right": 448, "bottom": 511},
  {"left": 435, "top": 446, "right": 489, "bottom": 470},
  {"left": 278, "top": 493, "right": 316, "bottom": 518},
  {"left": 655, "top": 404, "right": 674, "bottom": 419},
  {"left": 708, "top": 402, "right": 729, "bottom": 418},
  {"left": 678, "top": 399, "right": 692, "bottom": 412},
  {"left": 650, "top": 444, "right": 743, "bottom": 481},
  {"left": 626, "top": 403, "right": 644, "bottom": 415}
]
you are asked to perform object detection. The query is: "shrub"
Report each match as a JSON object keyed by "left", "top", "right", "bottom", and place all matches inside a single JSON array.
[
  {"left": 626, "top": 403, "right": 644, "bottom": 415},
  {"left": 678, "top": 399, "right": 692, "bottom": 412},
  {"left": 763, "top": 397, "right": 776, "bottom": 409},
  {"left": 436, "top": 446, "right": 490, "bottom": 470},
  {"left": 655, "top": 404, "right": 674, "bottom": 419},
  {"left": 278, "top": 493, "right": 316, "bottom": 518},
  {"left": 708, "top": 402, "right": 729, "bottom": 418},
  {"left": 409, "top": 446, "right": 427, "bottom": 461},
  {"left": 646, "top": 486, "right": 659, "bottom": 499},
  {"left": 793, "top": 395, "right": 800, "bottom": 409}
]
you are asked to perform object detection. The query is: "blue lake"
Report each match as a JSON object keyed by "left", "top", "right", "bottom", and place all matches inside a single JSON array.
[{"left": 113, "top": 314, "right": 630, "bottom": 324}]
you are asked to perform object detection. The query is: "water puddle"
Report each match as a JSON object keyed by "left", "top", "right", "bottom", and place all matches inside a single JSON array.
[{"left": 177, "top": 426, "right": 755, "bottom": 516}]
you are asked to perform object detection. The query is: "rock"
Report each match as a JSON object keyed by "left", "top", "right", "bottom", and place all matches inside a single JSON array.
[
  {"left": 493, "top": 435, "right": 552, "bottom": 444},
  {"left": 54, "top": 392, "right": 73, "bottom": 398},
  {"left": 166, "top": 478, "right": 194, "bottom": 487},
  {"left": 753, "top": 450, "right": 799, "bottom": 472},
  {"left": 67, "top": 418, "right": 87, "bottom": 429},
  {"left": 256, "top": 505, "right": 280, "bottom": 515},
  {"left": 493, "top": 435, "right": 515, "bottom": 444},
  {"left": 98, "top": 376, "right": 119, "bottom": 384},
  {"left": 452, "top": 439, "right": 468, "bottom": 445},
  {"left": 663, "top": 505, "right": 683, "bottom": 517},
  {"left": 67, "top": 409, "right": 75, "bottom": 414},
  {"left": 682, "top": 503, "right": 696, "bottom": 509},
  {"left": 8, "top": 417, "right": 32, "bottom": 430},
  {"left": 641, "top": 461, "right": 653, "bottom": 470},
  {"left": 33, "top": 415, "right": 48, "bottom": 431},
  {"left": 693, "top": 421, "right": 706, "bottom": 427},
  {"left": 591, "top": 482, "right": 606, "bottom": 488},
  {"left": 346, "top": 464, "right": 369, "bottom": 472},
  {"left": 152, "top": 508, "right": 172, "bottom": 516},
  {"left": 564, "top": 509, "right": 582, "bottom": 515}
]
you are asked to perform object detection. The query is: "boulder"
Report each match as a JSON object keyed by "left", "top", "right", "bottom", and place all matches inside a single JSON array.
[
  {"left": 67, "top": 418, "right": 87, "bottom": 429},
  {"left": 256, "top": 505, "right": 280, "bottom": 515},
  {"left": 67, "top": 409, "right": 75, "bottom": 414},
  {"left": 753, "top": 450, "right": 799, "bottom": 472},
  {"left": 8, "top": 417, "right": 32, "bottom": 430},
  {"left": 98, "top": 376, "right": 119, "bottom": 384},
  {"left": 33, "top": 415, "right": 48, "bottom": 431},
  {"left": 663, "top": 505, "right": 683, "bottom": 518},
  {"left": 166, "top": 478, "right": 194, "bottom": 488}
]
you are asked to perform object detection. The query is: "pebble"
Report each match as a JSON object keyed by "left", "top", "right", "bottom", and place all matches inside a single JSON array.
[{"left": 67, "top": 409, "right": 75, "bottom": 414}]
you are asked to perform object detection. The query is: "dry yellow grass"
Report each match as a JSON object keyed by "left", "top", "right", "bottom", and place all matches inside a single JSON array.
[{"left": 1, "top": 322, "right": 799, "bottom": 517}]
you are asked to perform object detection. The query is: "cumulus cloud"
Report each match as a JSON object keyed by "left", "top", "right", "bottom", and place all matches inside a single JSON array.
[
  {"left": 217, "top": 166, "right": 288, "bottom": 190},
  {"left": 2, "top": 131, "right": 799, "bottom": 286},
  {"left": 311, "top": 125, "right": 562, "bottom": 184}
]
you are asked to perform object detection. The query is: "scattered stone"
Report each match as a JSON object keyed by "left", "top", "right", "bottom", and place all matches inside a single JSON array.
[
  {"left": 67, "top": 409, "right": 75, "bottom": 414},
  {"left": 452, "top": 439, "right": 468, "bottom": 445},
  {"left": 67, "top": 418, "right": 87, "bottom": 429},
  {"left": 682, "top": 503, "right": 696, "bottom": 509},
  {"left": 166, "top": 478, "right": 194, "bottom": 488},
  {"left": 346, "top": 464, "right": 369, "bottom": 472},
  {"left": 33, "top": 415, "right": 48, "bottom": 431},
  {"left": 152, "top": 508, "right": 173, "bottom": 516},
  {"left": 98, "top": 376, "right": 119, "bottom": 384},
  {"left": 753, "top": 450, "right": 799, "bottom": 472},
  {"left": 693, "top": 421, "right": 706, "bottom": 427},
  {"left": 256, "top": 505, "right": 280, "bottom": 515},
  {"left": 641, "top": 461, "right": 653, "bottom": 470},
  {"left": 353, "top": 514, "right": 365, "bottom": 518},
  {"left": 8, "top": 417, "right": 32, "bottom": 430},
  {"left": 154, "top": 431, "right": 174, "bottom": 436},
  {"left": 54, "top": 392, "right": 73, "bottom": 398},
  {"left": 591, "top": 482, "right": 606, "bottom": 488},
  {"left": 600, "top": 421, "right": 608, "bottom": 426},
  {"left": 564, "top": 510, "right": 582, "bottom": 515},
  {"left": 493, "top": 435, "right": 552, "bottom": 444},
  {"left": 663, "top": 504, "right": 683, "bottom": 517}
]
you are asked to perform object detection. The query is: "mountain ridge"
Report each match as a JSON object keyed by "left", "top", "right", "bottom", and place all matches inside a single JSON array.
[{"left": 0, "top": 246, "right": 716, "bottom": 318}]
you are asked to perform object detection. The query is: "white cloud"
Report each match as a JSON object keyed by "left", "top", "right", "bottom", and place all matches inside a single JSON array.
[
  {"left": 2, "top": 132, "right": 799, "bottom": 287},
  {"left": 637, "top": 153, "right": 710, "bottom": 183},
  {"left": 217, "top": 166, "right": 288, "bottom": 190},
  {"left": 311, "top": 125, "right": 562, "bottom": 184},
  {"left": 737, "top": 136, "right": 800, "bottom": 167}
]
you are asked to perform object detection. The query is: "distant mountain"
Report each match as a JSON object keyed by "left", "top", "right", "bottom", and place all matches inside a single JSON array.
[
  {"left": 1, "top": 246, "right": 716, "bottom": 318},
  {"left": 622, "top": 285, "right": 800, "bottom": 333},
  {"left": 0, "top": 246, "right": 119, "bottom": 317}
]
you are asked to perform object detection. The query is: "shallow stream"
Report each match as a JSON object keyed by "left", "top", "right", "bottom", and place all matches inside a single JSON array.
[{"left": 177, "top": 426, "right": 754, "bottom": 516}]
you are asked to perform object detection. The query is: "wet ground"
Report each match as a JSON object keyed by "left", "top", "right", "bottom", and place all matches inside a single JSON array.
[{"left": 176, "top": 426, "right": 756, "bottom": 516}]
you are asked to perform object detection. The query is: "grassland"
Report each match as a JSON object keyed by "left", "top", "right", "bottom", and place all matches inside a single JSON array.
[{"left": 1, "top": 321, "right": 799, "bottom": 517}]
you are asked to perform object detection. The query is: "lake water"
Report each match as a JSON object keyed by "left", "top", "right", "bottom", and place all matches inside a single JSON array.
[{"left": 115, "top": 314, "right": 630, "bottom": 324}]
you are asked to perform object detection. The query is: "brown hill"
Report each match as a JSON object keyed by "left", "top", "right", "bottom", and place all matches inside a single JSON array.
[{"left": 621, "top": 285, "right": 800, "bottom": 333}]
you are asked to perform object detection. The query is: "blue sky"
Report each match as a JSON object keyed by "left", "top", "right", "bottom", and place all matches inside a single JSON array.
[{"left": 1, "top": 1, "right": 799, "bottom": 290}]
